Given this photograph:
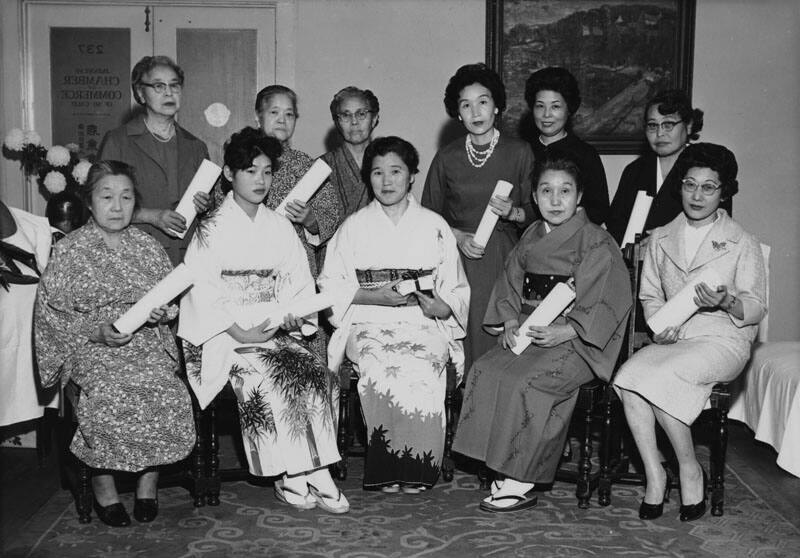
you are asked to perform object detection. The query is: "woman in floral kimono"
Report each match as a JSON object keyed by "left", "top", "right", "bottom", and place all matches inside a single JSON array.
[
  {"left": 35, "top": 161, "right": 195, "bottom": 527},
  {"left": 179, "top": 127, "right": 347, "bottom": 514},
  {"left": 319, "top": 136, "right": 469, "bottom": 493},
  {"left": 453, "top": 155, "right": 631, "bottom": 512}
]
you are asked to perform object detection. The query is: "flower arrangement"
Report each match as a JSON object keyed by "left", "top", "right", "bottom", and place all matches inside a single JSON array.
[{"left": 3, "top": 128, "right": 91, "bottom": 196}]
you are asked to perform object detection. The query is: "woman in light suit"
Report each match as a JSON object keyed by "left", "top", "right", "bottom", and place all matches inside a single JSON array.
[{"left": 614, "top": 143, "right": 766, "bottom": 522}]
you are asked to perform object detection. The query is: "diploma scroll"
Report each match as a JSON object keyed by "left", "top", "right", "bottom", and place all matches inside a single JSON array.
[
  {"left": 646, "top": 268, "right": 723, "bottom": 334},
  {"left": 274, "top": 159, "right": 332, "bottom": 217},
  {"left": 170, "top": 159, "right": 222, "bottom": 239},
  {"left": 620, "top": 190, "right": 654, "bottom": 247},
  {"left": 473, "top": 180, "right": 514, "bottom": 248},
  {"left": 511, "top": 280, "right": 576, "bottom": 355},
  {"left": 113, "top": 263, "right": 195, "bottom": 334},
  {"left": 262, "top": 291, "right": 336, "bottom": 331},
  {"left": 395, "top": 274, "right": 435, "bottom": 296}
]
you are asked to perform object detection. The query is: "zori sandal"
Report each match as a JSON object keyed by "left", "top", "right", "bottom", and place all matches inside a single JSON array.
[
  {"left": 479, "top": 492, "right": 538, "bottom": 513},
  {"left": 274, "top": 479, "right": 316, "bottom": 510},
  {"left": 307, "top": 483, "right": 350, "bottom": 514}
]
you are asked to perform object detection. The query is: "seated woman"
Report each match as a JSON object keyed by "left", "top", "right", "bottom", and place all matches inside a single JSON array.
[
  {"left": 452, "top": 156, "right": 631, "bottom": 512},
  {"left": 34, "top": 161, "right": 195, "bottom": 527},
  {"left": 613, "top": 143, "right": 766, "bottom": 522},
  {"left": 319, "top": 136, "right": 469, "bottom": 493},
  {"left": 179, "top": 127, "right": 347, "bottom": 514}
]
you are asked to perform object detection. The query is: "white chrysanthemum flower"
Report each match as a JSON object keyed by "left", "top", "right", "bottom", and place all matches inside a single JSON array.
[
  {"left": 65, "top": 143, "right": 80, "bottom": 152},
  {"left": 46, "top": 145, "right": 71, "bottom": 167},
  {"left": 72, "top": 160, "right": 92, "bottom": 185},
  {"left": 3, "top": 128, "right": 25, "bottom": 151},
  {"left": 23, "top": 130, "right": 42, "bottom": 146},
  {"left": 43, "top": 170, "right": 67, "bottom": 194}
]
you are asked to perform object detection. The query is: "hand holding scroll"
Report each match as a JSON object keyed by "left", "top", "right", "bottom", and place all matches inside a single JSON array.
[
  {"left": 454, "top": 229, "right": 485, "bottom": 260},
  {"left": 488, "top": 194, "right": 513, "bottom": 219},
  {"left": 527, "top": 323, "right": 577, "bottom": 348},
  {"left": 694, "top": 282, "right": 728, "bottom": 309}
]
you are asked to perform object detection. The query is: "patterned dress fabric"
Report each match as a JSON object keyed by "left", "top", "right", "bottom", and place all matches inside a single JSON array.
[
  {"left": 422, "top": 134, "right": 535, "bottom": 372},
  {"left": 453, "top": 210, "right": 631, "bottom": 483},
  {"left": 321, "top": 144, "right": 370, "bottom": 225},
  {"left": 613, "top": 209, "right": 767, "bottom": 425},
  {"left": 179, "top": 193, "right": 339, "bottom": 476},
  {"left": 319, "top": 196, "right": 470, "bottom": 488},
  {"left": 34, "top": 220, "right": 194, "bottom": 472}
]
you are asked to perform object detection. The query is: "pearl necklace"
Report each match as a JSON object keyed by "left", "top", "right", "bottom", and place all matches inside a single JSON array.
[
  {"left": 144, "top": 117, "right": 176, "bottom": 143},
  {"left": 465, "top": 129, "right": 499, "bottom": 168}
]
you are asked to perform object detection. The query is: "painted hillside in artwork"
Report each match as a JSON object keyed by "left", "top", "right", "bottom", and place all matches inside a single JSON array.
[{"left": 501, "top": 0, "right": 681, "bottom": 141}]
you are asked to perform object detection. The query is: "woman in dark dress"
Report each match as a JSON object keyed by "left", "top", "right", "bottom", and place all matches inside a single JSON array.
[
  {"left": 525, "top": 67, "right": 609, "bottom": 225},
  {"left": 422, "top": 63, "right": 535, "bottom": 371}
]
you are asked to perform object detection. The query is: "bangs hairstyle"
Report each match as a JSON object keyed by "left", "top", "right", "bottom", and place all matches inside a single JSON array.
[
  {"left": 673, "top": 142, "right": 739, "bottom": 199},
  {"left": 329, "top": 86, "right": 380, "bottom": 121},
  {"left": 524, "top": 66, "right": 582, "bottom": 117},
  {"left": 82, "top": 160, "right": 141, "bottom": 210},
  {"left": 254, "top": 84, "right": 298, "bottom": 117},
  {"left": 532, "top": 153, "right": 584, "bottom": 194},
  {"left": 360, "top": 136, "right": 420, "bottom": 191},
  {"left": 131, "top": 55, "right": 184, "bottom": 105},
  {"left": 645, "top": 89, "right": 704, "bottom": 141},
  {"left": 443, "top": 63, "right": 506, "bottom": 118},
  {"left": 222, "top": 127, "right": 283, "bottom": 193}
]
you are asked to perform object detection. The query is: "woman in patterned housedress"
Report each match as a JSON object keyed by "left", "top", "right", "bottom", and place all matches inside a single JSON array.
[
  {"left": 179, "top": 127, "right": 348, "bottom": 514},
  {"left": 614, "top": 143, "right": 766, "bottom": 522},
  {"left": 35, "top": 161, "right": 195, "bottom": 527},
  {"left": 319, "top": 136, "right": 470, "bottom": 493}
]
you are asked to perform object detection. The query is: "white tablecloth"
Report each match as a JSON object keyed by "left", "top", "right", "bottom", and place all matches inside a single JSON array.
[{"left": 729, "top": 342, "right": 800, "bottom": 478}]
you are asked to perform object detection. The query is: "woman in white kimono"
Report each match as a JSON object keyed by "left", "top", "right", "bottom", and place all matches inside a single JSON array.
[
  {"left": 319, "top": 136, "right": 469, "bottom": 493},
  {"left": 179, "top": 127, "right": 348, "bottom": 514}
]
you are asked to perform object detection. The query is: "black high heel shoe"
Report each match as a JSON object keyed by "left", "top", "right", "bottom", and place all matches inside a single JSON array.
[
  {"left": 679, "top": 467, "right": 708, "bottom": 522},
  {"left": 639, "top": 463, "right": 673, "bottom": 520},
  {"left": 133, "top": 498, "right": 159, "bottom": 522},
  {"left": 93, "top": 497, "right": 131, "bottom": 527}
]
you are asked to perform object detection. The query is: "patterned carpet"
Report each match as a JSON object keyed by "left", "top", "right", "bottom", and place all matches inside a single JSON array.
[{"left": 7, "top": 455, "right": 800, "bottom": 558}]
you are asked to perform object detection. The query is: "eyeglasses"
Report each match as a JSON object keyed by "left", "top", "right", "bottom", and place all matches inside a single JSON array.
[
  {"left": 681, "top": 178, "right": 722, "bottom": 195},
  {"left": 337, "top": 109, "right": 372, "bottom": 122},
  {"left": 645, "top": 120, "right": 683, "bottom": 133},
  {"left": 140, "top": 82, "right": 183, "bottom": 95}
]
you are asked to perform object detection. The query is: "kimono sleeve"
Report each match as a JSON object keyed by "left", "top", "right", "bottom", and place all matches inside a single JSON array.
[
  {"left": 482, "top": 233, "right": 529, "bottom": 331},
  {"left": 729, "top": 233, "right": 767, "bottom": 328},
  {"left": 275, "top": 218, "right": 318, "bottom": 315},
  {"left": 317, "top": 217, "right": 360, "bottom": 328},
  {"left": 434, "top": 223, "right": 469, "bottom": 339},
  {"left": 606, "top": 164, "right": 640, "bottom": 244},
  {"left": 301, "top": 154, "right": 341, "bottom": 247}
]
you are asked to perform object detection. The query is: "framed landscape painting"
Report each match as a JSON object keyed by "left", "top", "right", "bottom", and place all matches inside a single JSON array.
[{"left": 486, "top": 0, "right": 696, "bottom": 153}]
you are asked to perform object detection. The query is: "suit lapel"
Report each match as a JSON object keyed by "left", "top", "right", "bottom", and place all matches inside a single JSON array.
[
  {"left": 655, "top": 214, "right": 687, "bottom": 272},
  {"left": 688, "top": 210, "right": 741, "bottom": 271}
]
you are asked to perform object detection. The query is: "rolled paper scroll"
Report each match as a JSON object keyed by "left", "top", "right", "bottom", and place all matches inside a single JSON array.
[
  {"left": 113, "top": 263, "right": 195, "bottom": 334},
  {"left": 647, "top": 267, "right": 723, "bottom": 334},
  {"left": 170, "top": 159, "right": 222, "bottom": 239},
  {"left": 511, "top": 280, "right": 576, "bottom": 355},
  {"left": 262, "top": 291, "right": 336, "bottom": 331},
  {"left": 473, "top": 180, "right": 514, "bottom": 248},
  {"left": 395, "top": 274, "right": 435, "bottom": 296},
  {"left": 274, "top": 159, "right": 332, "bottom": 217},
  {"left": 620, "top": 190, "right": 654, "bottom": 248}
]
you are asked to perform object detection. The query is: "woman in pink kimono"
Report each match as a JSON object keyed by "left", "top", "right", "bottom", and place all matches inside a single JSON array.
[
  {"left": 614, "top": 143, "right": 766, "bottom": 522},
  {"left": 319, "top": 136, "right": 469, "bottom": 493}
]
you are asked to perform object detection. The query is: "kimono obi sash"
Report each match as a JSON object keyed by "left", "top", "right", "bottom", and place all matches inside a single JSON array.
[
  {"left": 220, "top": 268, "right": 277, "bottom": 306},
  {"left": 521, "top": 272, "right": 570, "bottom": 315},
  {"left": 356, "top": 268, "right": 434, "bottom": 305}
]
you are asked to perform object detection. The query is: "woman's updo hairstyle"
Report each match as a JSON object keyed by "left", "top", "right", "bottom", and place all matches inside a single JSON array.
[
  {"left": 674, "top": 142, "right": 739, "bottom": 199},
  {"left": 254, "top": 84, "right": 299, "bottom": 117},
  {"left": 531, "top": 151, "right": 584, "bottom": 194},
  {"left": 646, "top": 89, "right": 704, "bottom": 141},
  {"left": 443, "top": 63, "right": 506, "bottom": 118},
  {"left": 82, "top": 160, "right": 141, "bottom": 211},
  {"left": 131, "top": 55, "right": 184, "bottom": 106},
  {"left": 221, "top": 127, "right": 283, "bottom": 194},
  {"left": 329, "top": 86, "right": 380, "bottom": 122},
  {"left": 524, "top": 67, "right": 582, "bottom": 117},
  {"left": 360, "top": 136, "right": 420, "bottom": 194}
]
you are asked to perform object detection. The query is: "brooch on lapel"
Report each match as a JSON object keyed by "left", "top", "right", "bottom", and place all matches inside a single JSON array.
[{"left": 711, "top": 240, "right": 727, "bottom": 251}]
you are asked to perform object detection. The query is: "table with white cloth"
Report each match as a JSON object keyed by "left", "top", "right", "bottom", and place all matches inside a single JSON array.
[{"left": 729, "top": 341, "right": 800, "bottom": 478}]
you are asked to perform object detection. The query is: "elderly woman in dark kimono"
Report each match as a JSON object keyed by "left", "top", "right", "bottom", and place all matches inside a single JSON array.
[
  {"left": 453, "top": 156, "right": 631, "bottom": 512},
  {"left": 35, "top": 161, "right": 195, "bottom": 527}
]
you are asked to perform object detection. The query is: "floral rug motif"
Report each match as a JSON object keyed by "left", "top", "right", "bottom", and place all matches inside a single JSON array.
[{"left": 6, "top": 457, "right": 800, "bottom": 558}]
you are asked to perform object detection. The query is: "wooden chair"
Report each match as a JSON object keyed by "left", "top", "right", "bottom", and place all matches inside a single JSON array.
[{"left": 335, "top": 357, "right": 459, "bottom": 483}]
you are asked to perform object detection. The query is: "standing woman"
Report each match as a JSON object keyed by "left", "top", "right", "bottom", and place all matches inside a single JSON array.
[
  {"left": 606, "top": 89, "right": 730, "bottom": 244},
  {"left": 423, "top": 63, "right": 535, "bottom": 371},
  {"left": 99, "top": 55, "right": 210, "bottom": 266},
  {"left": 525, "top": 67, "right": 609, "bottom": 225}
]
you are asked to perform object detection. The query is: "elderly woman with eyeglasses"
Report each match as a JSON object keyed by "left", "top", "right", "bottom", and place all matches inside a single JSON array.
[
  {"left": 99, "top": 55, "right": 210, "bottom": 265},
  {"left": 613, "top": 143, "right": 766, "bottom": 522},
  {"left": 606, "top": 90, "right": 731, "bottom": 246}
]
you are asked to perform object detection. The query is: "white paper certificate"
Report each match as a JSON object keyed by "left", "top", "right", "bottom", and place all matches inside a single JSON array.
[
  {"left": 170, "top": 159, "right": 222, "bottom": 239},
  {"left": 646, "top": 267, "right": 723, "bottom": 334},
  {"left": 511, "top": 281, "right": 576, "bottom": 355},
  {"left": 473, "top": 180, "right": 514, "bottom": 248},
  {"left": 262, "top": 291, "right": 336, "bottom": 331},
  {"left": 274, "top": 159, "right": 332, "bottom": 217},
  {"left": 113, "top": 263, "right": 195, "bottom": 334},
  {"left": 620, "top": 190, "right": 654, "bottom": 247}
]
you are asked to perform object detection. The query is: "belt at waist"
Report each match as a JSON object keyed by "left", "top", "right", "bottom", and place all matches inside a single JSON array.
[{"left": 356, "top": 268, "right": 433, "bottom": 306}]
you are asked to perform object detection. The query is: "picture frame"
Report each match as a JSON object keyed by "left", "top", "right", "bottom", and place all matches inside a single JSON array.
[{"left": 486, "top": 0, "right": 696, "bottom": 154}]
